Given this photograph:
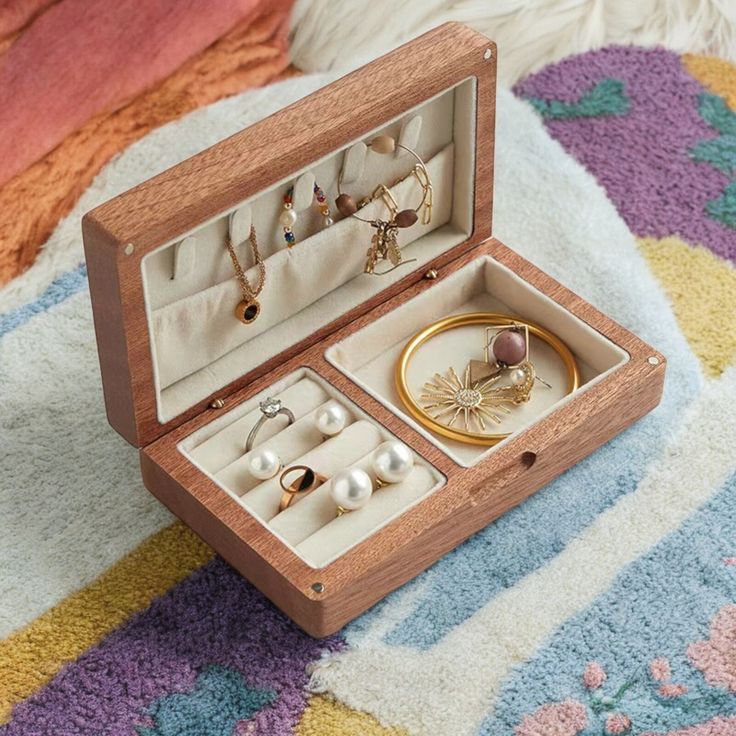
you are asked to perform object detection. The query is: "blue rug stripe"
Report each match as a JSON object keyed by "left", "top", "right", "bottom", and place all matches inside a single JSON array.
[
  {"left": 347, "top": 324, "right": 701, "bottom": 649},
  {"left": 484, "top": 470, "right": 736, "bottom": 735},
  {"left": 0, "top": 265, "right": 88, "bottom": 339}
]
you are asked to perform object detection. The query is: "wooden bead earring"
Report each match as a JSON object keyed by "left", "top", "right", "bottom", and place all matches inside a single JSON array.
[
  {"left": 334, "top": 134, "right": 433, "bottom": 276},
  {"left": 468, "top": 324, "right": 553, "bottom": 391},
  {"left": 334, "top": 135, "right": 432, "bottom": 227}
]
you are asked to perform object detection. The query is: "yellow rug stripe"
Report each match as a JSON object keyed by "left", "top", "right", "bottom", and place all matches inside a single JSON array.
[
  {"left": 296, "top": 695, "right": 409, "bottom": 736},
  {"left": 683, "top": 53, "right": 736, "bottom": 110},
  {"left": 0, "top": 521, "right": 213, "bottom": 724},
  {"left": 638, "top": 236, "right": 736, "bottom": 376}
]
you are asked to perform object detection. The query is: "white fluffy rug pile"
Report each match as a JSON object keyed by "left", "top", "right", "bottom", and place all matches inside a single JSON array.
[{"left": 290, "top": 0, "right": 736, "bottom": 84}]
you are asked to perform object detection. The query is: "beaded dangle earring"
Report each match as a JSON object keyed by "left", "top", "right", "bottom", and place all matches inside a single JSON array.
[
  {"left": 468, "top": 324, "right": 552, "bottom": 392},
  {"left": 280, "top": 182, "right": 333, "bottom": 247}
]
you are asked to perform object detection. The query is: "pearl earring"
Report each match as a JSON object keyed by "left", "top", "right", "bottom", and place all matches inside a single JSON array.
[
  {"left": 315, "top": 402, "right": 348, "bottom": 439},
  {"left": 330, "top": 467, "right": 374, "bottom": 515},
  {"left": 281, "top": 182, "right": 333, "bottom": 247},
  {"left": 330, "top": 441, "right": 414, "bottom": 515},
  {"left": 370, "top": 441, "right": 414, "bottom": 485},
  {"left": 248, "top": 447, "right": 282, "bottom": 480}
]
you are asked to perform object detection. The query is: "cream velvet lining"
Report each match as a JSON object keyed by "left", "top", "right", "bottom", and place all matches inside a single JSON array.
[
  {"left": 152, "top": 145, "right": 456, "bottom": 390},
  {"left": 142, "top": 78, "right": 477, "bottom": 424},
  {"left": 179, "top": 368, "right": 445, "bottom": 569},
  {"left": 326, "top": 256, "right": 630, "bottom": 467}
]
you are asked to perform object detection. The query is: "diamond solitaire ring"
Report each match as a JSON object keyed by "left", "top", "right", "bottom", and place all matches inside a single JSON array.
[{"left": 244, "top": 397, "right": 296, "bottom": 452}]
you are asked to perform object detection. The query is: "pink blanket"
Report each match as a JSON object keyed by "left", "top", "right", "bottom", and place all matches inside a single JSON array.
[{"left": 0, "top": 0, "right": 270, "bottom": 187}]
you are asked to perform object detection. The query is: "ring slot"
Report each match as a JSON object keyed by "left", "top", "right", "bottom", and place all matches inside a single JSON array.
[
  {"left": 215, "top": 399, "right": 354, "bottom": 494},
  {"left": 270, "top": 453, "right": 377, "bottom": 545},
  {"left": 239, "top": 420, "right": 383, "bottom": 522},
  {"left": 187, "top": 380, "right": 329, "bottom": 474},
  {"left": 295, "top": 464, "right": 436, "bottom": 568}
]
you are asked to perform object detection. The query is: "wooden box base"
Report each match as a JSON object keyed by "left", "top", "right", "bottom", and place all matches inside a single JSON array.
[{"left": 140, "top": 238, "right": 665, "bottom": 637}]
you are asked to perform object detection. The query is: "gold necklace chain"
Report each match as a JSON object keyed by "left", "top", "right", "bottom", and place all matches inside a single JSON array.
[{"left": 226, "top": 225, "right": 265, "bottom": 303}]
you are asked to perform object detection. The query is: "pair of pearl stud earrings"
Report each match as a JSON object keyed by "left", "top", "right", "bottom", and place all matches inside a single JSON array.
[
  {"left": 247, "top": 401, "right": 349, "bottom": 481},
  {"left": 329, "top": 440, "right": 414, "bottom": 515}
]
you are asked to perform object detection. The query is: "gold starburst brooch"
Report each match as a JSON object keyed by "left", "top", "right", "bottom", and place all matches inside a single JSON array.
[{"left": 419, "top": 364, "right": 535, "bottom": 433}]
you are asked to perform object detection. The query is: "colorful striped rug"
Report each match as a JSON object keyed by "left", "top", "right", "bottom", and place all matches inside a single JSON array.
[{"left": 1, "top": 47, "right": 735, "bottom": 735}]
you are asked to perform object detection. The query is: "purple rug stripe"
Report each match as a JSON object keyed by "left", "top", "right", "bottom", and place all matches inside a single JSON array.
[
  {"left": 1, "top": 559, "right": 342, "bottom": 736},
  {"left": 514, "top": 46, "right": 736, "bottom": 262}
]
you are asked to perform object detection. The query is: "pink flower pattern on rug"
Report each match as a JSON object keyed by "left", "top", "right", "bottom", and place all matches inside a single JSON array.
[
  {"left": 514, "top": 699, "right": 588, "bottom": 736},
  {"left": 650, "top": 658, "right": 673, "bottom": 682},
  {"left": 640, "top": 715, "right": 736, "bottom": 735},
  {"left": 688, "top": 604, "right": 736, "bottom": 694},
  {"left": 583, "top": 661, "right": 607, "bottom": 690},
  {"left": 515, "top": 602, "right": 736, "bottom": 734},
  {"left": 605, "top": 713, "right": 632, "bottom": 733},
  {"left": 657, "top": 683, "right": 689, "bottom": 698}
]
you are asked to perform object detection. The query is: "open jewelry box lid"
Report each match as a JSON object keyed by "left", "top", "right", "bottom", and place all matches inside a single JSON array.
[{"left": 82, "top": 22, "right": 497, "bottom": 449}]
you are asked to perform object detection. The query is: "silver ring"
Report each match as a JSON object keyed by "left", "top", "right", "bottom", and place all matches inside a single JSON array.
[{"left": 245, "top": 397, "right": 296, "bottom": 452}]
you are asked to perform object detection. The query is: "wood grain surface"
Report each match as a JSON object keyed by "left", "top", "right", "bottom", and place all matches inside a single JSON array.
[
  {"left": 82, "top": 22, "right": 498, "bottom": 447},
  {"left": 142, "top": 237, "right": 666, "bottom": 637}
]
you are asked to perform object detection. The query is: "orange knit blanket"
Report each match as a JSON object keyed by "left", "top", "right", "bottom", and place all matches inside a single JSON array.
[{"left": 0, "top": 0, "right": 294, "bottom": 284}]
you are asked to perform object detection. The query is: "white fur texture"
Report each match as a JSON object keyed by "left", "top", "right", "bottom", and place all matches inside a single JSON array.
[{"left": 290, "top": 0, "right": 736, "bottom": 84}]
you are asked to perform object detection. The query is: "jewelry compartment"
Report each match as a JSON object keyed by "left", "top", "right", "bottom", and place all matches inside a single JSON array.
[
  {"left": 326, "top": 255, "right": 629, "bottom": 466},
  {"left": 178, "top": 368, "right": 445, "bottom": 569},
  {"left": 143, "top": 79, "right": 476, "bottom": 424},
  {"left": 140, "top": 237, "right": 664, "bottom": 637}
]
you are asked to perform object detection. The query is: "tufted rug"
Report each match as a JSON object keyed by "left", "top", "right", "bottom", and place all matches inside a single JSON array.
[{"left": 1, "top": 46, "right": 735, "bottom": 736}]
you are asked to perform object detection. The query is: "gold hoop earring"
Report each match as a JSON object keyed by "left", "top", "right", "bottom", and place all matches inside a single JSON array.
[{"left": 396, "top": 313, "right": 580, "bottom": 446}]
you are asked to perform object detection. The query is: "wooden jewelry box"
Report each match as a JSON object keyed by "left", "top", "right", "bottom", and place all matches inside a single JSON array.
[{"left": 82, "top": 23, "right": 665, "bottom": 637}]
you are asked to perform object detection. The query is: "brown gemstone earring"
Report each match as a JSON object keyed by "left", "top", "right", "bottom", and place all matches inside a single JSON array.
[{"left": 468, "top": 324, "right": 552, "bottom": 392}]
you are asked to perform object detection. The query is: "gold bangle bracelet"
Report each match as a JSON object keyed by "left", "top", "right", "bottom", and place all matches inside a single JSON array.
[{"left": 395, "top": 312, "right": 580, "bottom": 446}]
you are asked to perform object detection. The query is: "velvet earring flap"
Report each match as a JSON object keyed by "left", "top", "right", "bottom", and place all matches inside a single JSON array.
[{"left": 150, "top": 144, "right": 457, "bottom": 393}]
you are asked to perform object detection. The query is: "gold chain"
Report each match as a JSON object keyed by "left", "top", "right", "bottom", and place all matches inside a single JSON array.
[{"left": 226, "top": 225, "right": 265, "bottom": 302}]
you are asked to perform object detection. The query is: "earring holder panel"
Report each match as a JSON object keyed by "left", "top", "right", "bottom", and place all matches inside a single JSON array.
[
  {"left": 85, "top": 22, "right": 488, "bottom": 446},
  {"left": 148, "top": 143, "right": 457, "bottom": 403},
  {"left": 141, "top": 238, "right": 665, "bottom": 637}
]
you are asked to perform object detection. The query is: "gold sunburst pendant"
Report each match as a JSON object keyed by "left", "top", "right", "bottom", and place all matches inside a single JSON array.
[{"left": 419, "top": 365, "right": 518, "bottom": 433}]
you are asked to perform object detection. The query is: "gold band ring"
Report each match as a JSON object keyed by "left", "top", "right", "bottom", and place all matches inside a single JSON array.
[{"left": 278, "top": 465, "right": 328, "bottom": 512}]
